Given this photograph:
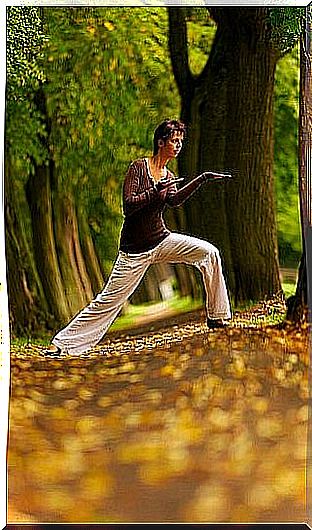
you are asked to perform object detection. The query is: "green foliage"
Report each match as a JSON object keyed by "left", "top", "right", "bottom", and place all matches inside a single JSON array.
[
  {"left": 6, "top": 6, "right": 47, "bottom": 100},
  {"left": 282, "top": 280, "right": 297, "bottom": 299},
  {"left": 43, "top": 6, "right": 178, "bottom": 185},
  {"left": 6, "top": 5, "right": 181, "bottom": 279},
  {"left": 6, "top": 7, "right": 49, "bottom": 179},
  {"left": 269, "top": 7, "right": 304, "bottom": 55},
  {"left": 186, "top": 15, "right": 216, "bottom": 77},
  {"left": 41, "top": 7, "right": 179, "bottom": 270},
  {"left": 6, "top": 96, "right": 48, "bottom": 179},
  {"left": 274, "top": 44, "right": 302, "bottom": 266}
]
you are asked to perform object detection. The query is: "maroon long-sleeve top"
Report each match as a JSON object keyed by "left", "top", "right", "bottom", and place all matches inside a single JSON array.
[{"left": 119, "top": 158, "right": 206, "bottom": 253}]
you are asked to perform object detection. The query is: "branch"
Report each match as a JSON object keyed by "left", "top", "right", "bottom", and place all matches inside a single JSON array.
[{"left": 168, "top": 7, "right": 194, "bottom": 100}]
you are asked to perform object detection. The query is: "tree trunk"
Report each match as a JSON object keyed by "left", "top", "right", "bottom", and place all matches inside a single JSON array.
[
  {"left": 22, "top": 83, "right": 71, "bottom": 326},
  {"left": 286, "top": 249, "right": 307, "bottom": 323},
  {"left": 5, "top": 181, "right": 38, "bottom": 335},
  {"left": 5, "top": 154, "right": 52, "bottom": 335},
  {"left": 5, "top": 211, "right": 36, "bottom": 336},
  {"left": 168, "top": 6, "right": 282, "bottom": 305},
  {"left": 77, "top": 208, "right": 105, "bottom": 294},
  {"left": 180, "top": 22, "right": 234, "bottom": 289},
  {"left": 25, "top": 163, "right": 70, "bottom": 324},
  {"left": 130, "top": 266, "right": 162, "bottom": 305},
  {"left": 221, "top": 9, "right": 281, "bottom": 304},
  {"left": 52, "top": 189, "right": 93, "bottom": 318}
]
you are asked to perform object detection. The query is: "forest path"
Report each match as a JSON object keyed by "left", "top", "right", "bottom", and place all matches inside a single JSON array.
[{"left": 8, "top": 297, "right": 309, "bottom": 524}]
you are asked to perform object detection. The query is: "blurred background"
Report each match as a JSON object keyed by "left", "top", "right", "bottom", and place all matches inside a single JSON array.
[{"left": 5, "top": 6, "right": 305, "bottom": 339}]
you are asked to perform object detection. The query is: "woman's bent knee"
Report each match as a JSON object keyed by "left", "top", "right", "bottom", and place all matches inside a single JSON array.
[{"left": 203, "top": 242, "right": 220, "bottom": 259}]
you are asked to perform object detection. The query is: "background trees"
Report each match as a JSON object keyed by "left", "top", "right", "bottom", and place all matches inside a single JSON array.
[
  {"left": 5, "top": 6, "right": 305, "bottom": 337},
  {"left": 6, "top": 7, "right": 50, "bottom": 334}
]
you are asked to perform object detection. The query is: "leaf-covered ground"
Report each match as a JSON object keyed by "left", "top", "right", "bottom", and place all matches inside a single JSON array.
[{"left": 8, "top": 297, "right": 310, "bottom": 523}]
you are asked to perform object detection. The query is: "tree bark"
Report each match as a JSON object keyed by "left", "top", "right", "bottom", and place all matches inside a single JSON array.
[
  {"left": 168, "top": 8, "right": 233, "bottom": 290},
  {"left": 52, "top": 189, "right": 93, "bottom": 317},
  {"left": 26, "top": 163, "right": 70, "bottom": 324},
  {"left": 286, "top": 249, "right": 307, "bottom": 323},
  {"left": 5, "top": 162, "right": 43, "bottom": 336},
  {"left": 221, "top": 9, "right": 281, "bottom": 303},
  {"left": 77, "top": 208, "right": 105, "bottom": 294}
]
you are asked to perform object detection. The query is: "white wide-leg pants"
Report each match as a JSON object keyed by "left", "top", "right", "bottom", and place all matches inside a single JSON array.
[{"left": 52, "top": 232, "right": 231, "bottom": 355}]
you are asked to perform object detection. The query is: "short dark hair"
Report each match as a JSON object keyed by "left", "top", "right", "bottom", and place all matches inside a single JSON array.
[{"left": 153, "top": 118, "right": 186, "bottom": 155}]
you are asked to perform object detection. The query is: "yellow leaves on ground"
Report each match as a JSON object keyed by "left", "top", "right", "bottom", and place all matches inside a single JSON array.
[
  {"left": 227, "top": 355, "right": 246, "bottom": 378},
  {"left": 250, "top": 397, "right": 269, "bottom": 414},
  {"left": 160, "top": 364, "right": 175, "bottom": 376},
  {"left": 246, "top": 467, "right": 305, "bottom": 516},
  {"left": 80, "top": 471, "right": 114, "bottom": 499},
  {"left": 183, "top": 482, "right": 230, "bottom": 522},
  {"left": 256, "top": 415, "right": 284, "bottom": 438},
  {"left": 208, "top": 407, "right": 233, "bottom": 430},
  {"left": 78, "top": 388, "right": 94, "bottom": 401},
  {"left": 97, "top": 396, "right": 112, "bottom": 409},
  {"left": 8, "top": 319, "right": 309, "bottom": 523}
]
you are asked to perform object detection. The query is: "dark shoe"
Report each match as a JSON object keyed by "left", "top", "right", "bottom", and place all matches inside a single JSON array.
[
  {"left": 42, "top": 345, "right": 62, "bottom": 356},
  {"left": 207, "top": 318, "right": 229, "bottom": 329}
]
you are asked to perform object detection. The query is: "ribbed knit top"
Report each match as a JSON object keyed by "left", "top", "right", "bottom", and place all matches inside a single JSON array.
[{"left": 119, "top": 158, "right": 206, "bottom": 253}]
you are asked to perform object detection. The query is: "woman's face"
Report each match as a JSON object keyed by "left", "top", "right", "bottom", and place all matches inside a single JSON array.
[{"left": 162, "top": 131, "right": 184, "bottom": 159}]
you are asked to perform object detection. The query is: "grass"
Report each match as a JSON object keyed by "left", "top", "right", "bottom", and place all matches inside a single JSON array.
[
  {"left": 282, "top": 281, "right": 297, "bottom": 299},
  {"left": 109, "top": 294, "right": 203, "bottom": 331}
]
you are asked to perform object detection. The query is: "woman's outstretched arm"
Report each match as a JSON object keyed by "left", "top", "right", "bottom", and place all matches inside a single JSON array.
[{"left": 166, "top": 171, "right": 232, "bottom": 207}]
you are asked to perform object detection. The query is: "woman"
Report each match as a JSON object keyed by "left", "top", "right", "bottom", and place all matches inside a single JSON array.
[{"left": 44, "top": 119, "right": 232, "bottom": 356}]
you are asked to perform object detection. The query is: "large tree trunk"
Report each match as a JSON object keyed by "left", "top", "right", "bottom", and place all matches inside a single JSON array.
[
  {"left": 168, "top": 7, "right": 282, "bottom": 305},
  {"left": 169, "top": 12, "right": 233, "bottom": 279},
  {"left": 26, "top": 81, "right": 94, "bottom": 325},
  {"left": 24, "top": 85, "right": 71, "bottom": 326},
  {"left": 221, "top": 8, "right": 281, "bottom": 304}
]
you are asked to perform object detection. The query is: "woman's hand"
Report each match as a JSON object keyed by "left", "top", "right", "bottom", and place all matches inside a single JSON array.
[
  {"left": 155, "top": 178, "right": 172, "bottom": 191},
  {"left": 153, "top": 179, "right": 172, "bottom": 201},
  {"left": 200, "top": 171, "right": 232, "bottom": 181}
]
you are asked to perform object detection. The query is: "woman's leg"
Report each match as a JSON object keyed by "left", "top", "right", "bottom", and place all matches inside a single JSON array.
[
  {"left": 153, "top": 232, "right": 231, "bottom": 320},
  {"left": 51, "top": 252, "right": 149, "bottom": 355}
]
